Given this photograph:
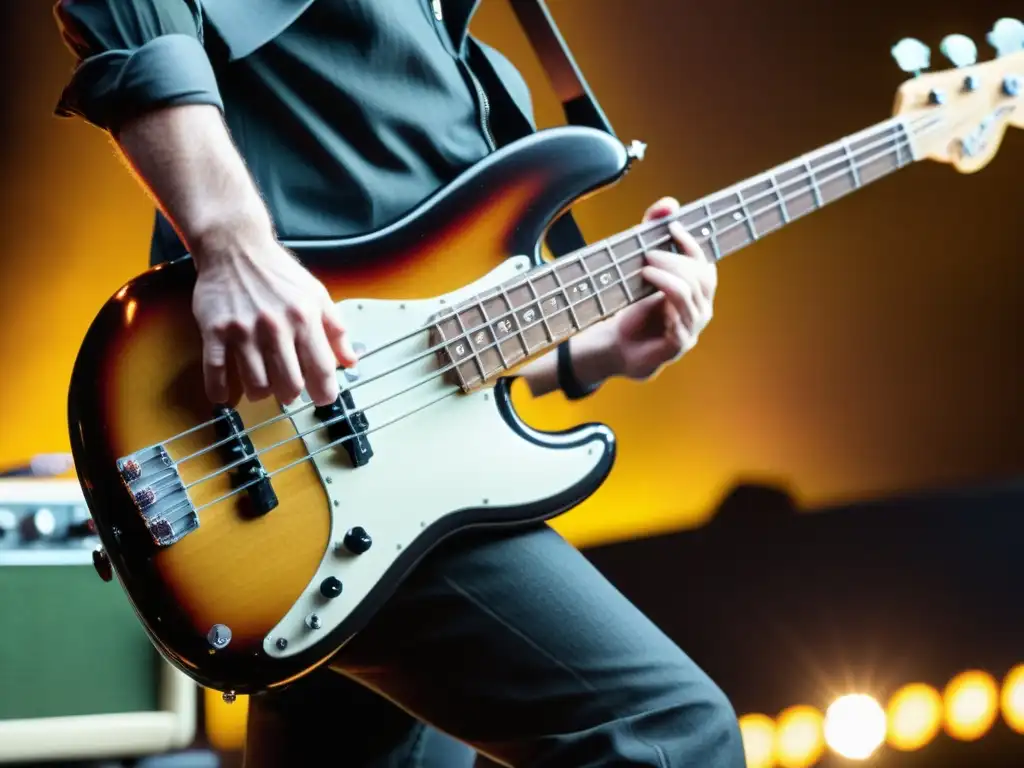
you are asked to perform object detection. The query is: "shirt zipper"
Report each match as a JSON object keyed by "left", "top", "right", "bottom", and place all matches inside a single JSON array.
[
  {"left": 467, "top": 67, "right": 497, "bottom": 151},
  {"left": 430, "top": 0, "right": 496, "bottom": 151}
]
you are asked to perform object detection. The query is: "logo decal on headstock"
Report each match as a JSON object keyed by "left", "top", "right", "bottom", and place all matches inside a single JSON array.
[
  {"left": 960, "top": 105, "right": 1016, "bottom": 158},
  {"left": 889, "top": 18, "right": 1024, "bottom": 173}
]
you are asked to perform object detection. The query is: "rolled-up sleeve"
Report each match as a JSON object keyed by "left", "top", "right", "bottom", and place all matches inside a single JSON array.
[{"left": 54, "top": 0, "right": 224, "bottom": 132}]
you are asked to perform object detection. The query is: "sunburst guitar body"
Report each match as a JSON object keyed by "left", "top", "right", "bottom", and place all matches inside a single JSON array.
[
  {"left": 70, "top": 128, "right": 626, "bottom": 695},
  {"left": 69, "top": 29, "right": 1024, "bottom": 696}
]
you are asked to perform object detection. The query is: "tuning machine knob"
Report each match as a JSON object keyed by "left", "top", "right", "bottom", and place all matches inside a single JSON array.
[
  {"left": 940, "top": 34, "right": 978, "bottom": 67},
  {"left": 892, "top": 37, "right": 931, "bottom": 76},
  {"left": 987, "top": 18, "right": 1024, "bottom": 57}
]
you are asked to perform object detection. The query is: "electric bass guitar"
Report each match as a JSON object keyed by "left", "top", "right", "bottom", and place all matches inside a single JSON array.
[{"left": 68, "top": 22, "right": 1024, "bottom": 698}]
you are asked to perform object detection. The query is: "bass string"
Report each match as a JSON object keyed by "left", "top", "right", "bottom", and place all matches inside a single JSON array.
[
  {"left": 167, "top": 116, "right": 932, "bottom": 474},
  {"left": 187, "top": 106, "right": 929, "bottom": 508}
]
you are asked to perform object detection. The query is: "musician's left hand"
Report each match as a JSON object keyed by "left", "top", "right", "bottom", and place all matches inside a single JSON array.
[{"left": 607, "top": 197, "right": 717, "bottom": 380}]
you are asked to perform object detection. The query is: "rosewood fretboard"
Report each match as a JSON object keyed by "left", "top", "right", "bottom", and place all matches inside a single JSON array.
[{"left": 433, "top": 117, "right": 917, "bottom": 391}]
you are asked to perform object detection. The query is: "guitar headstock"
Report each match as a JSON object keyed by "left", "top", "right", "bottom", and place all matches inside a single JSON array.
[{"left": 891, "top": 18, "right": 1024, "bottom": 173}]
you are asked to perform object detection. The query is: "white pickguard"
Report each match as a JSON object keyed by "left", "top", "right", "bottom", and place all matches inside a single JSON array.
[{"left": 265, "top": 256, "right": 606, "bottom": 658}]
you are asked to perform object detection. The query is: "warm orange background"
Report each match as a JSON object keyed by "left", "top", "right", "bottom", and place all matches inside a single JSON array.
[{"left": 3, "top": 0, "right": 1023, "bottom": 548}]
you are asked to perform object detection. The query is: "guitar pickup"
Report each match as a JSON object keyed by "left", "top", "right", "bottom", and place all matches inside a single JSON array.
[
  {"left": 214, "top": 406, "right": 279, "bottom": 516},
  {"left": 314, "top": 390, "right": 373, "bottom": 467}
]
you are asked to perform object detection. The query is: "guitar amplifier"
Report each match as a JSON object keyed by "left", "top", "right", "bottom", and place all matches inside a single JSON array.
[{"left": 0, "top": 479, "right": 198, "bottom": 763}]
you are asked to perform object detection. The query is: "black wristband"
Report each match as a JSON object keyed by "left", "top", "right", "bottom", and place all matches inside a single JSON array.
[{"left": 557, "top": 341, "right": 600, "bottom": 401}]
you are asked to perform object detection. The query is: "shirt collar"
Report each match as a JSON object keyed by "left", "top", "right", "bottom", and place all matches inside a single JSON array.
[
  {"left": 201, "top": 0, "right": 482, "bottom": 61},
  {"left": 200, "top": 0, "right": 316, "bottom": 60}
]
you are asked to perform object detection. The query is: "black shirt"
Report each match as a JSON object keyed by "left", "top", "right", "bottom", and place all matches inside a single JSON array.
[{"left": 54, "top": 0, "right": 533, "bottom": 263}]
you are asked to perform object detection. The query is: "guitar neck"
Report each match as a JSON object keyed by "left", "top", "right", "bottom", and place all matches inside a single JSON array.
[
  {"left": 437, "top": 116, "right": 921, "bottom": 391},
  {"left": 667, "top": 117, "right": 917, "bottom": 258}
]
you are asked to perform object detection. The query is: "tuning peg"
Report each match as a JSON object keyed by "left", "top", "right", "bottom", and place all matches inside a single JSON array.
[
  {"left": 891, "top": 37, "right": 931, "bottom": 76},
  {"left": 940, "top": 34, "right": 978, "bottom": 67},
  {"left": 987, "top": 18, "right": 1024, "bottom": 57}
]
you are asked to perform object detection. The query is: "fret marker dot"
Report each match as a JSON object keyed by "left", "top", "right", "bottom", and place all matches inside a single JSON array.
[
  {"left": 701, "top": 227, "right": 711, "bottom": 237},
  {"left": 733, "top": 212, "right": 743, "bottom": 221}
]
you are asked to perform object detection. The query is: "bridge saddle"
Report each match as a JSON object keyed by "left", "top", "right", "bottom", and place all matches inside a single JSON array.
[{"left": 116, "top": 445, "right": 198, "bottom": 547}]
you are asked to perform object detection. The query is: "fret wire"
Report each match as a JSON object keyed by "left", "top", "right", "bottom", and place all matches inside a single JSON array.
[
  {"left": 497, "top": 285, "right": 530, "bottom": 358},
  {"left": 477, "top": 293, "right": 510, "bottom": 371},
  {"left": 551, "top": 265, "right": 582, "bottom": 332},
  {"left": 524, "top": 279, "right": 556, "bottom": 347},
  {"left": 768, "top": 172, "right": 791, "bottom": 224},
  {"left": 432, "top": 314, "right": 468, "bottom": 388},
  {"left": 577, "top": 251, "right": 609, "bottom": 318},
  {"left": 802, "top": 158, "right": 824, "bottom": 207},
  {"left": 736, "top": 190, "right": 758, "bottom": 241},
  {"left": 892, "top": 129, "right": 905, "bottom": 167},
  {"left": 607, "top": 243, "right": 635, "bottom": 303},
  {"left": 841, "top": 139, "right": 862, "bottom": 187},
  {"left": 451, "top": 309, "right": 486, "bottom": 382},
  {"left": 700, "top": 203, "right": 722, "bottom": 260}
]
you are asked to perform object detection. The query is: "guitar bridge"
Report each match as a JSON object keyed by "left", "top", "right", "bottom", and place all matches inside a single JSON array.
[{"left": 116, "top": 445, "right": 198, "bottom": 547}]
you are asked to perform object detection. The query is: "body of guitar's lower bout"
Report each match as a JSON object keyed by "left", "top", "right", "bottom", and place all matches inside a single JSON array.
[{"left": 68, "top": 127, "right": 630, "bottom": 694}]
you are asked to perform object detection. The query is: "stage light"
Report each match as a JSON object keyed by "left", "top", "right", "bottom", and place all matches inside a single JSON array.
[
  {"left": 1002, "top": 664, "right": 1024, "bottom": 733},
  {"left": 774, "top": 705, "right": 825, "bottom": 768},
  {"left": 738, "top": 713, "right": 776, "bottom": 768},
  {"left": 823, "top": 694, "right": 886, "bottom": 760},
  {"left": 944, "top": 670, "right": 999, "bottom": 741},
  {"left": 886, "top": 683, "right": 943, "bottom": 751}
]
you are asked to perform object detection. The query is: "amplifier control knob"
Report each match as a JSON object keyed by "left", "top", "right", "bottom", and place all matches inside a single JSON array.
[
  {"left": 67, "top": 518, "right": 96, "bottom": 538},
  {"left": 21, "top": 508, "right": 56, "bottom": 541},
  {"left": 0, "top": 509, "right": 15, "bottom": 539}
]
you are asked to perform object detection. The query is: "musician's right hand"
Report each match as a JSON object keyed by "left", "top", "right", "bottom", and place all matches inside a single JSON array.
[{"left": 190, "top": 227, "right": 358, "bottom": 408}]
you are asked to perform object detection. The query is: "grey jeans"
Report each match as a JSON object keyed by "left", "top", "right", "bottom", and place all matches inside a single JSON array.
[{"left": 243, "top": 524, "right": 744, "bottom": 767}]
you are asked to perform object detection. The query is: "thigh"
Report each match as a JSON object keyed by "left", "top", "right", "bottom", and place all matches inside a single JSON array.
[
  {"left": 243, "top": 666, "right": 477, "bottom": 768},
  {"left": 331, "top": 524, "right": 742, "bottom": 767}
]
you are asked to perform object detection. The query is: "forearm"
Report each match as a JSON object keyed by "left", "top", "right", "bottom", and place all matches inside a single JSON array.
[
  {"left": 519, "top": 320, "right": 623, "bottom": 398},
  {"left": 114, "top": 104, "right": 274, "bottom": 263}
]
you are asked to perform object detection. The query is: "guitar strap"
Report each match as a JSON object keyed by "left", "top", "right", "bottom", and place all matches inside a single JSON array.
[
  {"left": 469, "top": 0, "right": 617, "bottom": 258},
  {"left": 506, "top": 0, "right": 616, "bottom": 140}
]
